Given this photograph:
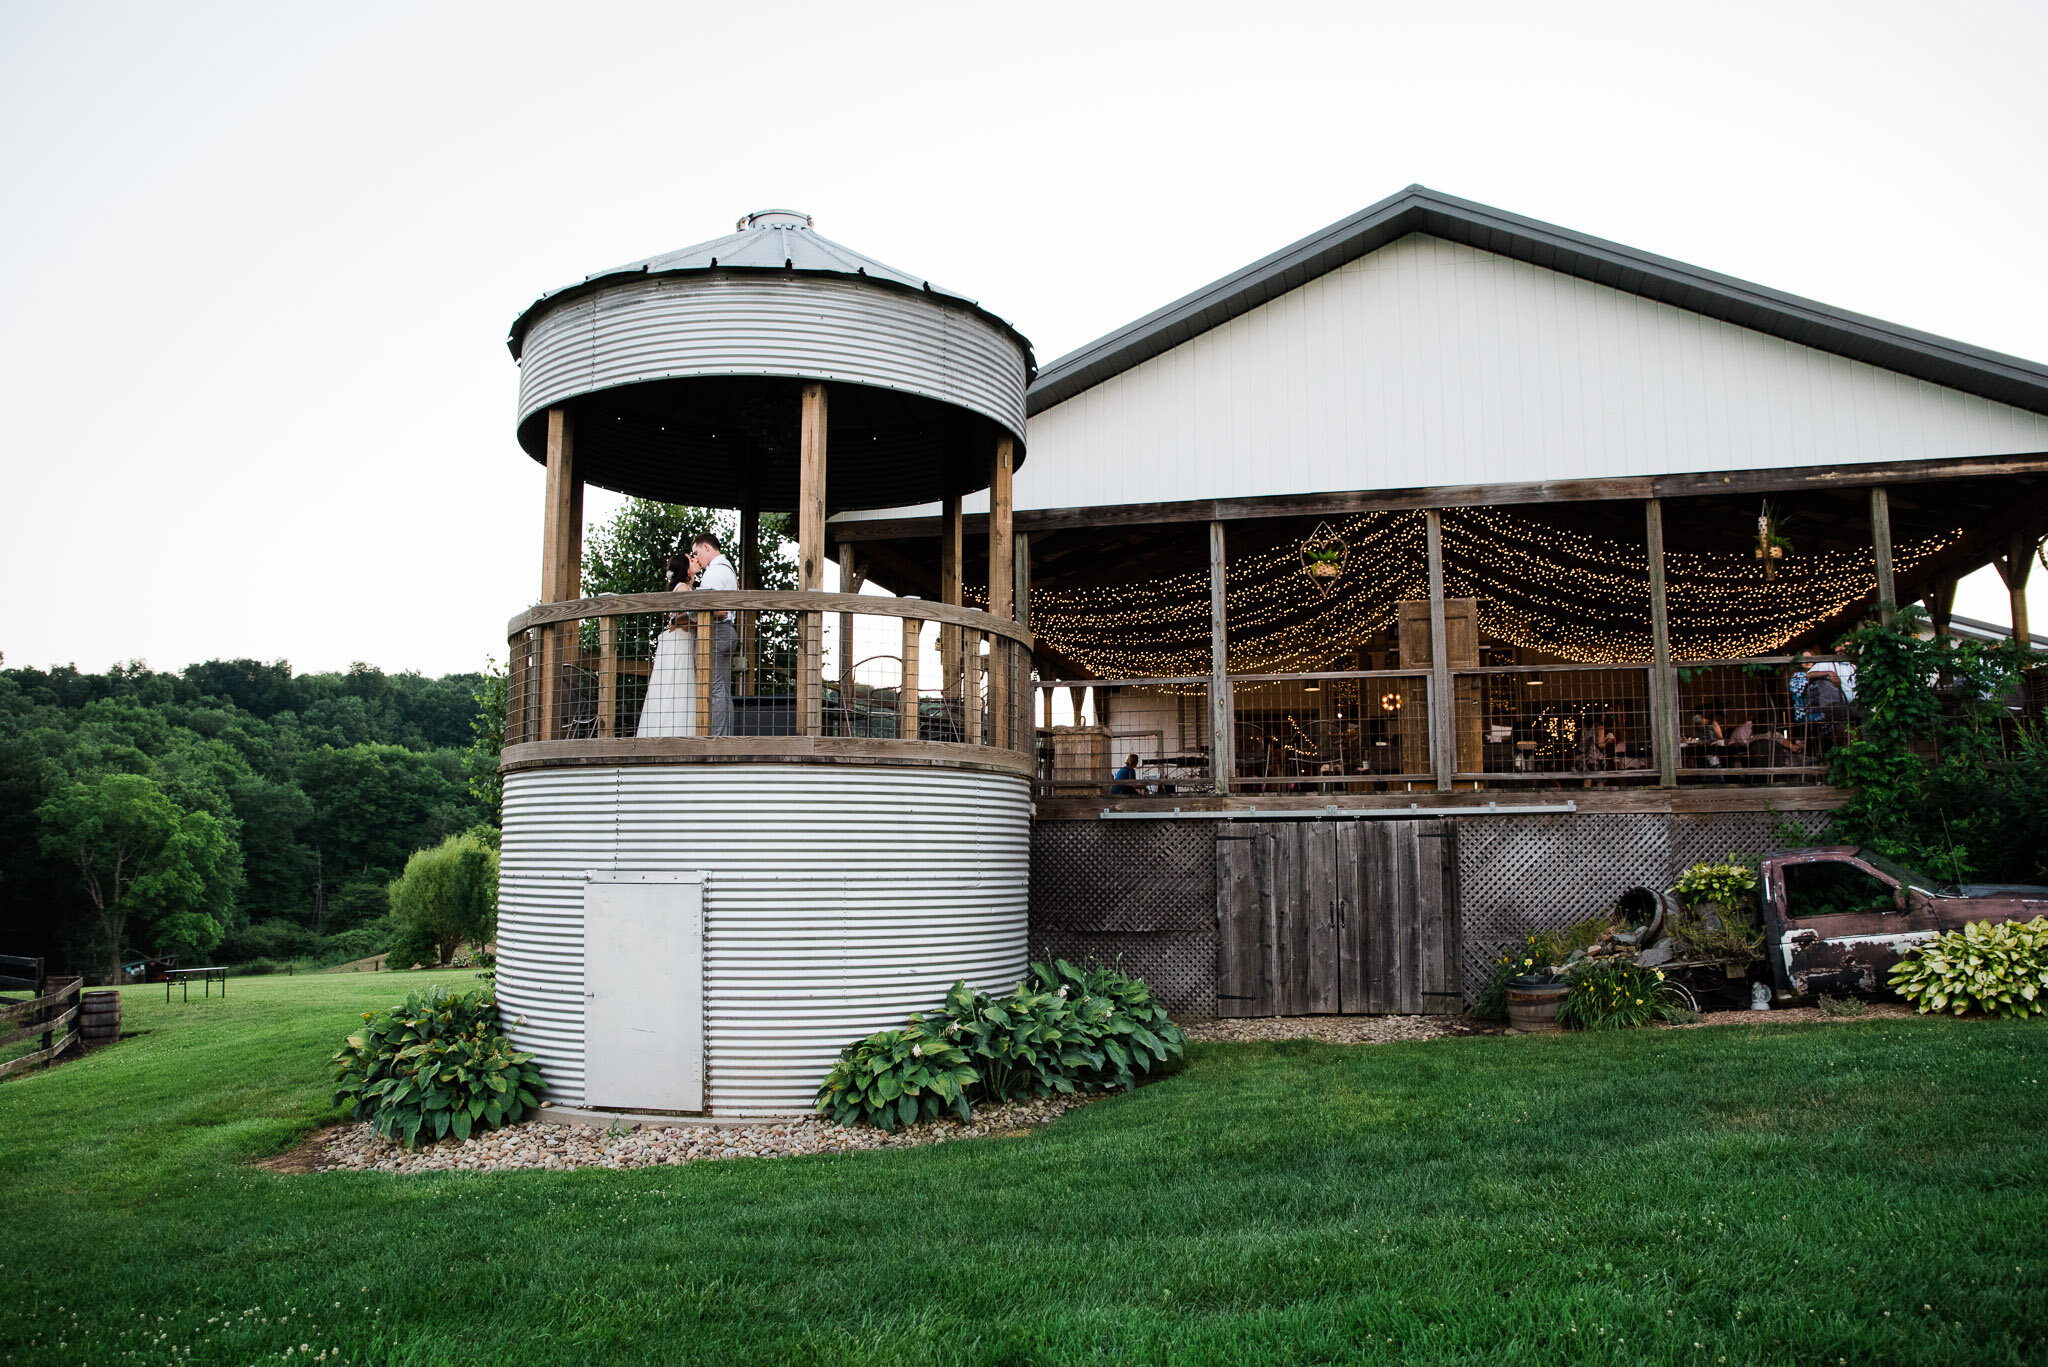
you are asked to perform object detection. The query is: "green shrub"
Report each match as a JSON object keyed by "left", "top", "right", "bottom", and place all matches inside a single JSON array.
[
  {"left": 1527, "top": 918, "right": 1608, "bottom": 967},
  {"left": 1889, "top": 917, "right": 2048, "bottom": 1019},
  {"left": 1817, "top": 995, "right": 1868, "bottom": 1018},
  {"left": 387, "top": 832, "right": 497, "bottom": 968},
  {"left": 813, "top": 1021, "right": 978, "bottom": 1130},
  {"left": 1026, "top": 959, "right": 1185, "bottom": 1092},
  {"left": 317, "top": 922, "right": 392, "bottom": 967},
  {"left": 217, "top": 919, "right": 321, "bottom": 964},
  {"left": 1554, "top": 959, "right": 1687, "bottom": 1030},
  {"left": 331, "top": 984, "right": 543, "bottom": 1147},
  {"left": 1472, "top": 955, "right": 1519, "bottom": 1021}
]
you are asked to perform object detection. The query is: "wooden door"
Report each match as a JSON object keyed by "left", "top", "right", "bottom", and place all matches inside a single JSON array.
[{"left": 1217, "top": 820, "right": 1460, "bottom": 1017}]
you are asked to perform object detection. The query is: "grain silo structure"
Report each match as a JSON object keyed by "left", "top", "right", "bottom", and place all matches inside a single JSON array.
[{"left": 495, "top": 210, "right": 1036, "bottom": 1117}]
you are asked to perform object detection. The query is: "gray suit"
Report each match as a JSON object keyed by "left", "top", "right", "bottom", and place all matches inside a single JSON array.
[{"left": 699, "top": 553, "right": 739, "bottom": 735}]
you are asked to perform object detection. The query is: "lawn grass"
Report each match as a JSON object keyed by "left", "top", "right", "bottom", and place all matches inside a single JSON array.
[{"left": 3, "top": 973, "right": 2046, "bottom": 1366}]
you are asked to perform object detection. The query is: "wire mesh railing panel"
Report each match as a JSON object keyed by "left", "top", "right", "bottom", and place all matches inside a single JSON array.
[
  {"left": 1231, "top": 670, "right": 1432, "bottom": 790},
  {"left": 1674, "top": 655, "right": 1840, "bottom": 784},
  {"left": 1452, "top": 665, "right": 1655, "bottom": 782},
  {"left": 506, "top": 594, "right": 1037, "bottom": 757}
]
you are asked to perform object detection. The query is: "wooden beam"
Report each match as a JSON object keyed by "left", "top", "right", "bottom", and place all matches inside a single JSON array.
[
  {"left": 827, "top": 449, "right": 2048, "bottom": 539},
  {"left": 739, "top": 505, "right": 760, "bottom": 591},
  {"left": 798, "top": 383, "right": 827, "bottom": 736},
  {"left": 1871, "top": 486, "right": 1896, "bottom": 624},
  {"left": 1208, "top": 521, "right": 1232, "bottom": 796},
  {"left": 987, "top": 436, "right": 1014, "bottom": 748},
  {"left": 940, "top": 488, "right": 963, "bottom": 699},
  {"left": 1013, "top": 532, "right": 1032, "bottom": 630},
  {"left": 1425, "top": 510, "right": 1452, "bottom": 792},
  {"left": 1646, "top": 499, "right": 1677, "bottom": 787},
  {"left": 1924, "top": 575, "right": 1958, "bottom": 638},
  {"left": 541, "top": 407, "right": 578, "bottom": 602},
  {"left": 899, "top": 616, "right": 921, "bottom": 741},
  {"left": 1995, "top": 532, "right": 2037, "bottom": 644},
  {"left": 837, "top": 542, "right": 862, "bottom": 687}
]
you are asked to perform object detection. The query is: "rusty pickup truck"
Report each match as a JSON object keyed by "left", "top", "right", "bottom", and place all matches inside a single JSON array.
[{"left": 1761, "top": 847, "right": 2048, "bottom": 998}]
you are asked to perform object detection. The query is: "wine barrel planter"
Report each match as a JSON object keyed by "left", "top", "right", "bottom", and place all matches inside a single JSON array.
[
  {"left": 1504, "top": 977, "right": 1569, "bottom": 1032},
  {"left": 79, "top": 990, "right": 121, "bottom": 1046}
]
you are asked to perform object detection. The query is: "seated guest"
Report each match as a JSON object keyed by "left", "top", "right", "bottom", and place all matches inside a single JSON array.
[{"left": 1110, "top": 753, "right": 1141, "bottom": 796}]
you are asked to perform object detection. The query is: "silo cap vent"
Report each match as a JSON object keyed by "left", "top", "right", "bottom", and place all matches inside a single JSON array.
[{"left": 738, "top": 209, "right": 813, "bottom": 231}]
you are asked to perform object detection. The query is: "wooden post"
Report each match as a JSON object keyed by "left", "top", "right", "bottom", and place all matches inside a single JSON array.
[
  {"left": 798, "top": 382, "right": 827, "bottom": 737},
  {"left": 694, "top": 610, "right": 714, "bottom": 738},
  {"left": 1925, "top": 575, "right": 1958, "bottom": 639},
  {"left": 539, "top": 407, "right": 580, "bottom": 741},
  {"left": 1208, "top": 520, "right": 1233, "bottom": 795},
  {"left": 1013, "top": 532, "right": 1031, "bottom": 629},
  {"left": 939, "top": 489, "right": 963, "bottom": 700},
  {"left": 1646, "top": 499, "right": 1677, "bottom": 787},
  {"left": 837, "top": 541, "right": 862, "bottom": 691},
  {"left": 986, "top": 436, "right": 1014, "bottom": 747},
  {"left": 1995, "top": 534, "right": 2036, "bottom": 646},
  {"left": 1424, "top": 511, "right": 1454, "bottom": 791},
  {"left": 899, "top": 617, "right": 921, "bottom": 741},
  {"left": 738, "top": 502, "right": 760, "bottom": 691},
  {"left": 596, "top": 616, "right": 617, "bottom": 739},
  {"left": 1870, "top": 486, "right": 1896, "bottom": 625},
  {"left": 963, "top": 632, "right": 983, "bottom": 746}
]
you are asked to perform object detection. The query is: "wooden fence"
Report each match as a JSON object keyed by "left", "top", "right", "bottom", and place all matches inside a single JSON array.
[{"left": 0, "top": 956, "right": 81, "bottom": 1080}]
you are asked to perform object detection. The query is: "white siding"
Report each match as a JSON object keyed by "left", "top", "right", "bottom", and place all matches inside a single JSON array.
[{"left": 843, "top": 234, "right": 2048, "bottom": 521}]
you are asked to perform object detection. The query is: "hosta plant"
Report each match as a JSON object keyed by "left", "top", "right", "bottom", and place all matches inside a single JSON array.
[
  {"left": 1888, "top": 916, "right": 2048, "bottom": 1018},
  {"left": 928, "top": 979, "right": 1100, "bottom": 1103},
  {"left": 1027, "top": 959, "right": 1186, "bottom": 1091},
  {"left": 1554, "top": 959, "right": 1687, "bottom": 1030},
  {"left": 332, "top": 984, "right": 543, "bottom": 1148},
  {"left": 1672, "top": 857, "right": 1759, "bottom": 910},
  {"left": 814, "top": 1021, "right": 978, "bottom": 1131}
]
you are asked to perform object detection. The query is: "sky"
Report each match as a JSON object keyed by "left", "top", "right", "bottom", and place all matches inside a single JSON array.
[{"left": 2, "top": 0, "right": 2045, "bottom": 679}]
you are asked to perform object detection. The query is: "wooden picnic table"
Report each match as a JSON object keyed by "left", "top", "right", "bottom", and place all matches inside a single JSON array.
[{"left": 165, "top": 966, "right": 229, "bottom": 1003}]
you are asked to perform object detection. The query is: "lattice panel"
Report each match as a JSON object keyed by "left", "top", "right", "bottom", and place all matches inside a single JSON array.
[
  {"left": 1030, "top": 822, "right": 1217, "bottom": 1017},
  {"left": 1457, "top": 810, "right": 1834, "bottom": 995}
]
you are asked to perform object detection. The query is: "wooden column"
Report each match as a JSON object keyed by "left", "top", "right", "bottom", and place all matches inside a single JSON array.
[
  {"left": 1870, "top": 486, "right": 1896, "bottom": 625},
  {"left": 1995, "top": 534, "right": 2036, "bottom": 646},
  {"left": 1925, "top": 575, "right": 1958, "bottom": 639},
  {"left": 986, "top": 436, "right": 1014, "bottom": 747},
  {"left": 1646, "top": 498, "right": 1678, "bottom": 787},
  {"left": 694, "top": 610, "right": 714, "bottom": 738},
  {"left": 837, "top": 541, "right": 863, "bottom": 689},
  {"left": 1425, "top": 510, "right": 1453, "bottom": 792},
  {"left": 539, "top": 407, "right": 580, "bottom": 741},
  {"left": 739, "top": 505, "right": 760, "bottom": 590},
  {"left": 899, "top": 616, "right": 921, "bottom": 741},
  {"left": 939, "top": 488, "right": 963, "bottom": 701},
  {"left": 1208, "top": 520, "right": 1233, "bottom": 795},
  {"left": 596, "top": 616, "right": 617, "bottom": 739},
  {"left": 798, "top": 382, "right": 827, "bottom": 737}
]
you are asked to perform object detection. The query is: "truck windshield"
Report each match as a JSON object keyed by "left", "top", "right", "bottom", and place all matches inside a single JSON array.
[{"left": 1856, "top": 851, "right": 1941, "bottom": 895}]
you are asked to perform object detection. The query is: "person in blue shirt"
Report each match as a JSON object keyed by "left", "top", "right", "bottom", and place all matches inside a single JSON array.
[{"left": 1111, "top": 753, "right": 1140, "bottom": 796}]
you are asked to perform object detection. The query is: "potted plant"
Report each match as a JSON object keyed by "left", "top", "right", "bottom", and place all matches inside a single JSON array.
[
  {"left": 1671, "top": 857, "right": 1764, "bottom": 976},
  {"left": 1298, "top": 524, "right": 1348, "bottom": 595}
]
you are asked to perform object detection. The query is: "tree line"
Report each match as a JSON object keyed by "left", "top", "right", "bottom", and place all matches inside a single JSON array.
[{"left": 0, "top": 658, "right": 496, "bottom": 977}]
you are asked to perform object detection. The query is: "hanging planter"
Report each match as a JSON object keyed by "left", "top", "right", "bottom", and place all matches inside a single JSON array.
[
  {"left": 1300, "top": 523, "right": 1347, "bottom": 595},
  {"left": 1754, "top": 500, "right": 1795, "bottom": 581}
]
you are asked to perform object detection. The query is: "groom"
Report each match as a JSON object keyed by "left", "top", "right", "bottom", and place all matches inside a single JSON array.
[{"left": 690, "top": 532, "right": 739, "bottom": 736}]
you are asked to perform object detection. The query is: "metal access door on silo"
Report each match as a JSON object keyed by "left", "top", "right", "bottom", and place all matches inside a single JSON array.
[{"left": 583, "top": 872, "right": 705, "bottom": 1112}]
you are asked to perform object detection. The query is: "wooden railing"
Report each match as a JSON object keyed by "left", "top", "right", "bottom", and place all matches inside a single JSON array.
[
  {"left": 504, "top": 591, "right": 1035, "bottom": 770},
  {"left": 0, "top": 958, "right": 80, "bottom": 1080}
]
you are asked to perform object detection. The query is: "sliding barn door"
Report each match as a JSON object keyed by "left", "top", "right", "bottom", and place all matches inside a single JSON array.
[{"left": 1217, "top": 820, "right": 1460, "bottom": 1017}]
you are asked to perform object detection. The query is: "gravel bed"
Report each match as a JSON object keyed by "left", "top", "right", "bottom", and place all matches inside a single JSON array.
[
  {"left": 299, "top": 1093, "right": 1101, "bottom": 1175},
  {"left": 1183, "top": 1015, "right": 1453, "bottom": 1045}
]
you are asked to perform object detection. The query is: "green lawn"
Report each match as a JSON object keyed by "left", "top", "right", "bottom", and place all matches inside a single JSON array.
[{"left": 3, "top": 974, "right": 2046, "bottom": 1366}]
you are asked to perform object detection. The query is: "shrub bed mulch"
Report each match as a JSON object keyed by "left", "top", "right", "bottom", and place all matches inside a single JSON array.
[{"left": 266, "top": 1093, "right": 1103, "bottom": 1175}]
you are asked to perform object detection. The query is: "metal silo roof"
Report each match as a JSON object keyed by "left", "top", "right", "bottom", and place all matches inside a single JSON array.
[{"left": 509, "top": 208, "right": 1033, "bottom": 374}]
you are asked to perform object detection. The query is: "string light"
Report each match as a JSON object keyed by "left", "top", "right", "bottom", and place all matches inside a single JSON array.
[{"left": 1007, "top": 508, "right": 1958, "bottom": 680}]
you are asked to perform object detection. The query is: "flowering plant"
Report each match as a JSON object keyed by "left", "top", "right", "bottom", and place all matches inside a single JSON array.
[{"left": 1553, "top": 959, "right": 1688, "bottom": 1030}]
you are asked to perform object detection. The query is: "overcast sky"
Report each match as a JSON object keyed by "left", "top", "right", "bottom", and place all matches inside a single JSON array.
[{"left": 3, "top": 0, "right": 2045, "bottom": 679}]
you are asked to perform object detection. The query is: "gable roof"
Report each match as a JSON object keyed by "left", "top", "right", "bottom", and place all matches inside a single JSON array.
[{"left": 1026, "top": 184, "right": 2048, "bottom": 418}]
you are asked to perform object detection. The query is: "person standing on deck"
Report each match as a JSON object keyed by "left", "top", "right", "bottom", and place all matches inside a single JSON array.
[{"left": 690, "top": 532, "right": 739, "bottom": 736}]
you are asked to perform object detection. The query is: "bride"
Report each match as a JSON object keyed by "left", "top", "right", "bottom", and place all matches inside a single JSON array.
[{"left": 636, "top": 549, "right": 701, "bottom": 737}]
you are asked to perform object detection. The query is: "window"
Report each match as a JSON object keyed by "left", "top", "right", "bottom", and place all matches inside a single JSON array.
[{"left": 1783, "top": 860, "right": 1896, "bottom": 919}]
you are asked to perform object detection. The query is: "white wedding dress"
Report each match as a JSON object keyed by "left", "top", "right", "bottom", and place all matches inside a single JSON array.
[{"left": 636, "top": 621, "right": 700, "bottom": 737}]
